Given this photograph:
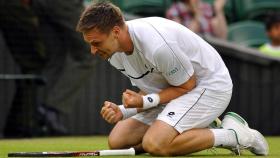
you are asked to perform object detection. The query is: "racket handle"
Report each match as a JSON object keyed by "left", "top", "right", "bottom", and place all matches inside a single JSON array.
[{"left": 99, "top": 148, "right": 135, "bottom": 156}]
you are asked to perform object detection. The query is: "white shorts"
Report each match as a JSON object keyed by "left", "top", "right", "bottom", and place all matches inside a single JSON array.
[{"left": 132, "top": 87, "right": 232, "bottom": 133}]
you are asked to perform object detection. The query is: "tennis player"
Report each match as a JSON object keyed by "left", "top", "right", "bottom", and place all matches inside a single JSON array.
[{"left": 76, "top": 2, "right": 268, "bottom": 156}]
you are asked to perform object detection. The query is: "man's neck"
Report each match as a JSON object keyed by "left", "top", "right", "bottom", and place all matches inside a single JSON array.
[{"left": 122, "top": 24, "right": 134, "bottom": 55}]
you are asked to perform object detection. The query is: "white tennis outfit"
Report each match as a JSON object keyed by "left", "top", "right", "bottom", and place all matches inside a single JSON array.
[{"left": 109, "top": 17, "right": 233, "bottom": 133}]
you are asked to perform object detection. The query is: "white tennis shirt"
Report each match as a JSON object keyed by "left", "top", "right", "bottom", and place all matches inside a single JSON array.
[{"left": 109, "top": 17, "right": 232, "bottom": 94}]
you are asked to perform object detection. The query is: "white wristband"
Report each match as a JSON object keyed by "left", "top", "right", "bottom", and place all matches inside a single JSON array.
[
  {"left": 142, "top": 93, "right": 160, "bottom": 109},
  {"left": 118, "top": 105, "right": 137, "bottom": 120}
]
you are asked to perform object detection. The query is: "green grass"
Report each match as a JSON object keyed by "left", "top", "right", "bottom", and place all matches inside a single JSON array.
[{"left": 1, "top": 136, "right": 279, "bottom": 158}]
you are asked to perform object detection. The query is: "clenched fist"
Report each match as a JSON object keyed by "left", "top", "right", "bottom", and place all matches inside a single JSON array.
[
  {"left": 122, "top": 89, "right": 143, "bottom": 108},
  {"left": 100, "top": 101, "right": 123, "bottom": 124}
]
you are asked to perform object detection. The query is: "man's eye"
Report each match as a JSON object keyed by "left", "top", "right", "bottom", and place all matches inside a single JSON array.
[{"left": 91, "top": 42, "right": 100, "bottom": 46}]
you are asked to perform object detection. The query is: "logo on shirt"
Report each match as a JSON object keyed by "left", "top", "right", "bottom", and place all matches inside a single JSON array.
[
  {"left": 167, "top": 112, "right": 175, "bottom": 118},
  {"left": 167, "top": 67, "right": 179, "bottom": 76}
]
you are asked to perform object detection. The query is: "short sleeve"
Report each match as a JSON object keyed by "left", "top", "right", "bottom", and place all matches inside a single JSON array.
[{"left": 153, "top": 43, "right": 194, "bottom": 86}]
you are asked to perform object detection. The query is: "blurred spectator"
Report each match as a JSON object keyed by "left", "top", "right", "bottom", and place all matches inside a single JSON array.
[
  {"left": 166, "top": 0, "right": 228, "bottom": 39},
  {"left": 33, "top": 0, "right": 96, "bottom": 135},
  {"left": 259, "top": 12, "right": 280, "bottom": 57},
  {"left": 0, "top": 30, "right": 17, "bottom": 138},
  {"left": 0, "top": 0, "right": 49, "bottom": 137},
  {"left": 0, "top": 0, "right": 96, "bottom": 137}
]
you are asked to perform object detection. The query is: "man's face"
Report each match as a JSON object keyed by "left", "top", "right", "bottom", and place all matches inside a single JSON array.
[
  {"left": 83, "top": 27, "right": 119, "bottom": 60},
  {"left": 267, "top": 23, "right": 280, "bottom": 44}
]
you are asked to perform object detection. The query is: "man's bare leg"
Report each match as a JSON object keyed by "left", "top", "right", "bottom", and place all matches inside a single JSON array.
[
  {"left": 142, "top": 120, "right": 214, "bottom": 156},
  {"left": 108, "top": 118, "right": 149, "bottom": 153}
]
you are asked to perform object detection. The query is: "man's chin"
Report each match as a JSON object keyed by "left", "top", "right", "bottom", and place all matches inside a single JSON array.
[
  {"left": 97, "top": 51, "right": 115, "bottom": 60},
  {"left": 98, "top": 54, "right": 111, "bottom": 60},
  {"left": 99, "top": 56, "right": 109, "bottom": 60}
]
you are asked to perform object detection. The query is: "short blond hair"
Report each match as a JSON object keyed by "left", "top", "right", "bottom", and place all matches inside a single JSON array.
[{"left": 76, "top": 1, "right": 125, "bottom": 34}]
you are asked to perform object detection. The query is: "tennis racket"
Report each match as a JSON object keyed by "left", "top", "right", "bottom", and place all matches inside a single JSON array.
[{"left": 8, "top": 148, "right": 135, "bottom": 157}]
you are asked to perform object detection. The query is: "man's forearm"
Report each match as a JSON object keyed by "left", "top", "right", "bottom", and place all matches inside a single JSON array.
[{"left": 157, "top": 75, "right": 196, "bottom": 104}]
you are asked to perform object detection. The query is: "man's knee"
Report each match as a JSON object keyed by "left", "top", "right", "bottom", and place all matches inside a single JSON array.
[
  {"left": 142, "top": 135, "right": 171, "bottom": 156},
  {"left": 108, "top": 119, "right": 148, "bottom": 149},
  {"left": 108, "top": 133, "right": 126, "bottom": 149}
]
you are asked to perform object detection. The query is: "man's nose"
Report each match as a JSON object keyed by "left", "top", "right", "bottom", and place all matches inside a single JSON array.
[{"left": 91, "top": 46, "right": 98, "bottom": 55}]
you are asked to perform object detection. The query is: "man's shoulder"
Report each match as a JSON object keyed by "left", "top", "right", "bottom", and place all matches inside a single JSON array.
[{"left": 127, "top": 17, "right": 171, "bottom": 25}]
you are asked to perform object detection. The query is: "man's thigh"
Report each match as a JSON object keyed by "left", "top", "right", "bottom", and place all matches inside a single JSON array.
[
  {"left": 109, "top": 118, "right": 149, "bottom": 149},
  {"left": 142, "top": 120, "right": 214, "bottom": 156},
  {"left": 158, "top": 88, "right": 232, "bottom": 133}
]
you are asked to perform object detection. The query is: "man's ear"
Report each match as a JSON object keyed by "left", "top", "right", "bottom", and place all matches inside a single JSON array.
[{"left": 112, "top": 26, "right": 121, "bottom": 38}]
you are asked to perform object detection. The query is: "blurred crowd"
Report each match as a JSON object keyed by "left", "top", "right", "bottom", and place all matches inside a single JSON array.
[
  {"left": 165, "top": 0, "right": 280, "bottom": 56},
  {"left": 166, "top": 0, "right": 228, "bottom": 39}
]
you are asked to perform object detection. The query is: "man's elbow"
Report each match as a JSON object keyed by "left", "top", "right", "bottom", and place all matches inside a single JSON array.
[{"left": 182, "top": 75, "right": 197, "bottom": 92}]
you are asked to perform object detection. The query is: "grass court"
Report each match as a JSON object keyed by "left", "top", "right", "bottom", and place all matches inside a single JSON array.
[{"left": 1, "top": 136, "right": 280, "bottom": 157}]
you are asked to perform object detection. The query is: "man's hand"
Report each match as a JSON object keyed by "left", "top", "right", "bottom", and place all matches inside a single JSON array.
[
  {"left": 122, "top": 89, "right": 143, "bottom": 108},
  {"left": 100, "top": 101, "right": 123, "bottom": 124}
]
